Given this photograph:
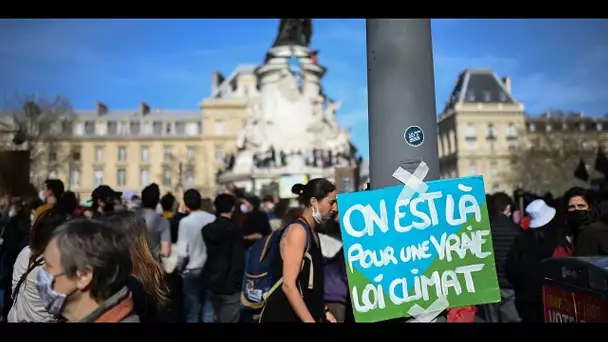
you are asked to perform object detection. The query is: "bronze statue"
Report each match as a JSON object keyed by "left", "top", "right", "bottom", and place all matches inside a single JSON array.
[{"left": 272, "top": 19, "right": 313, "bottom": 48}]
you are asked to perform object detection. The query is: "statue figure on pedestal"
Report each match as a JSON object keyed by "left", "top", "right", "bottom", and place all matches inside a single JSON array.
[{"left": 272, "top": 19, "right": 313, "bottom": 48}]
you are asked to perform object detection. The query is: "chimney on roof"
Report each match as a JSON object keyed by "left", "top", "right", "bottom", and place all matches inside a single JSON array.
[
  {"left": 96, "top": 102, "right": 108, "bottom": 116},
  {"left": 502, "top": 76, "right": 511, "bottom": 94},
  {"left": 139, "top": 102, "right": 150, "bottom": 115},
  {"left": 211, "top": 70, "right": 224, "bottom": 95}
]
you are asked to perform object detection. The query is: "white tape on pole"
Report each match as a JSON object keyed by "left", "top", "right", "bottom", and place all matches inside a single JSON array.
[
  {"left": 393, "top": 161, "right": 449, "bottom": 322},
  {"left": 392, "top": 161, "right": 429, "bottom": 201}
]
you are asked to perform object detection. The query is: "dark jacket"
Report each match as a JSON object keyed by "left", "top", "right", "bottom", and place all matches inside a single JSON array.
[
  {"left": 78, "top": 286, "right": 140, "bottom": 323},
  {"left": 202, "top": 216, "right": 245, "bottom": 295},
  {"left": 489, "top": 215, "right": 520, "bottom": 289},
  {"left": 505, "top": 228, "right": 558, "bottom": 303},
  {"left": 574, "top": 220, "right": 608, "bottom": 257},
  {"left": 323, "top": 249, "right": 348, "bottom": 303}
]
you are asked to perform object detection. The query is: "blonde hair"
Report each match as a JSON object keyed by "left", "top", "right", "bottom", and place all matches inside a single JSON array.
[{"left": 104, "top": 211, "right": 169, "bottom": 310}]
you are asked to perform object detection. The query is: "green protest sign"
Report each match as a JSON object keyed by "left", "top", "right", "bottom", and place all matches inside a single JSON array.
[{"left": 337, "top": 175, "right": 501, "bottom": 322}]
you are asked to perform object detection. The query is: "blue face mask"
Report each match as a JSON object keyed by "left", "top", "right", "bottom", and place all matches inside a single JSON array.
[{"left": 35, "top": 267, "right": 76, "bottom": 317}]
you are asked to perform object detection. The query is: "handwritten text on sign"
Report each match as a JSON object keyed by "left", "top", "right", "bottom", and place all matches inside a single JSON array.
[{"left": 337, "top": 176, "right": 500, "bottom": 323}]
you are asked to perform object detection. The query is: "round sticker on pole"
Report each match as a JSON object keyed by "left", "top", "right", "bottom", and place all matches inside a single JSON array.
[{"left": 404, "top": 125, "right": 424, "bottom": 147}]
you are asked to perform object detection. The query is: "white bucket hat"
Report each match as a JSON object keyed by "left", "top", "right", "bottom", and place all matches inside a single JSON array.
[{"left": 526, "top": 199, "right": 556, "bottom": 229}]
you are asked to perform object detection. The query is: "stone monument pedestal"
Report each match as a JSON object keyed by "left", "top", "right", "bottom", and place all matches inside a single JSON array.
[{"left": 217, "top": 25, "right": 357, "bottom": 197}]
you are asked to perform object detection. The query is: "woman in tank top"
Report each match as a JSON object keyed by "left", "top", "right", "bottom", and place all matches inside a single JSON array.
[{"left": 260, "top": 178, "right": 338, "bottom": 323}]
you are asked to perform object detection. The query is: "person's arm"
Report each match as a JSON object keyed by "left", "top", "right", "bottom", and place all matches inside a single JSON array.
[
  {"left": 280, "top": 224, "right": 315, "bottom": 323},
  {"left": 176, "top": 219, "right": 189, "bottom": 272},
  {"left": 159, "top": 219, "right": 171, "bottom": 257}
]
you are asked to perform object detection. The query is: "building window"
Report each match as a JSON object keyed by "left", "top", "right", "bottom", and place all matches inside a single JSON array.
[
  {"left": 61, "top": 121, "right": 73, "bottom": 135},
  {"left": 48, "top": 151, "right": 57, "bottom": 162},
  {"left": 466, "top": 91, "right": 475, "bottom": 102},
  {"left": 153, "top": 121, "right": 163, "bottom": 135},
  {"left": 186, "top": 146, "right": 195, "bottom": 160},
  {"left": 118, "top": 121, "right": 129, "bottom": 135},
  {"left": 186, "top": 122, "right": 199, "bottom": 136},
  {"left": 546, "top": 124, "right": 552, "bottom": 132},
  {"left": 94, "top": 169, "right": 104, "bottom": 187},
  {"left": 528, "top": 123, "right": 536, "bottom": 132},
  {"left": 597, "top": 122, "right": 603, "bottom": 131},
  {"left": 48, "top": 170, "right": 58, "bottom": 179},
  {"left": 140, "top": 168, "right": 149, "bottom": 187},
  {"left": 107, "top": 121, "right": 117, "bottom": 136},
  {"left": 71, "top": 149, "right": 81, "bottom": 162},
  {"left": 490, "top": 161, "right": 498, "bottom": 176},
  {"left": 117, "top": 168, "right": 126, "bottom": 187},
  {"left": 162, "top": 167, "right": 172, "bottom": 186},
  {"left": 129, "top": 121, "right": 141, "bottom": 135},
  {"left": 214, "top": 147, "right": 224, "bottom": 162},
  {"left": 492, "top": 183, "right": 500, "bottom": 192},
  {"left": 482, "top": 91, "right": 491, "bottom": 102},
  {"left": 469, "top": 163, "right": 477, "bottom": 176},
  {"left": 95, "top": 146, "right": 104, "bottom": 162},
  {"left": 486, "top": 124, "right": 496, "bottom": 139},
  {"left": 465, "top": 123, "right": 476, "bottom": 139},
  {"left": 84, "top": 121, "right": 95, "bottom": 135},
  {"left": 141, "top": 146, "right": 149, "bottom": 162},
  {"left": 467, "top": 141, "right": 476, "bottom": 151},
  {"left": 163, "top": 146, "right": 172, "bottom": 161},
  {"left": 118, "top": 146, "right": 127, "bottom": 162},
  {"left": 506, "top": 123, "right": 517, "bottom": 139},
  {"left": 95, "top": 122, "right": 106, "bottom": 136},
  {"left": 175, "top": 121, "right": 186, "bottom": 135},
  {"left": 214, "top": 120, "right": 225, "bottom": 135},
  {"left": 185, "top": 167, "right": 195, "bottom": 185},
  {"left": 74, "top": 122, "right": 84, "bottom": 136},
  {"left": 142, "top": 121, "right": 153, "bottom": 135},
  {"left": 165, "top": 122, "right": 174, "bottom": 135},
  {"left": 70, "top": 169, "right": 80, "bottom": 187}
]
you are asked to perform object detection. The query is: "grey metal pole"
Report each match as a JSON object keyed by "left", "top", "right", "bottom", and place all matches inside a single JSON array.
[{"left": 366, "top": 19, "right": 440, "bottom": 190}]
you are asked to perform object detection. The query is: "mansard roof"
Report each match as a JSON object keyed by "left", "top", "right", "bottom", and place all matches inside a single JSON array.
[
  {"left": 443, "top": 68, "right": 517, "bottom": 113},
  {"left": 210, "top": 64, "right": 258, "bottom": 99}
]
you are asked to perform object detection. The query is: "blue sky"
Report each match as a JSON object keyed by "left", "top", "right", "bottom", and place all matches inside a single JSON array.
[{"left": 1, "top": 19, "right": 607, "bottom": 160}]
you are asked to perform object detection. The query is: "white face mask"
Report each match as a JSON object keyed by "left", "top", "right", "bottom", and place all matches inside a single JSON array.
[
  {"left": 39, "top": 190, "right": 46, "bottom": 202},
  {"left": 30, "top": 212, "right": 35, "bottom": 222},
  {"left": 8, "top": 210, "right": 16, "bottom": 217},
  {"left": 240, "top": 204, "right": 249, "bottom": 213},
  {"left": 311, "top": 201, "right": 324, "bottom": 224}
]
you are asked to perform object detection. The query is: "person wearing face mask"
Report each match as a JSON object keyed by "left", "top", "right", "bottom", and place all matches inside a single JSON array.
[
  {"left": 259, "top": 178, "right": 338, "bottom": 323},
  {"left": 242, "top": 196, "right": 272, "bottom": 250},
  {"left": 564, "top": 187, "right": 608, "bottom": 256},
  {"left": 7, "top": 207, "right": 69, "bottom": 322},
  {"left": 90, "top": 185, "right": 122, "bottom": 219},
  {"left": 36, "top": 219, "right": 138, "bottom": 323}
]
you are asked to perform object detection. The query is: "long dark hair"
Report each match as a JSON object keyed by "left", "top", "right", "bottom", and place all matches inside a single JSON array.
[
  {"left": 291, "top": 178, "right": 336, "bottom": 207},
  {"left": 103, "top": 211, "right": 169, "bottom": 311}
]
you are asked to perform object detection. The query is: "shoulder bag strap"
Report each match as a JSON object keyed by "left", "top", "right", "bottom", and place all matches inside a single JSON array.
[{"left": 12, "top": 257, "right": 44, "bottom": 304}]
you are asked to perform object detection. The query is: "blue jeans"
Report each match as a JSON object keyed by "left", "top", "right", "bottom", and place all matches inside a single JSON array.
[{"left": 182, "top": 268, "right": 214, "bottom": 323}]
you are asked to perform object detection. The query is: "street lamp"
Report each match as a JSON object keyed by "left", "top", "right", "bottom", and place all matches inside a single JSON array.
[{"left": 0, "top": 129, "right": 26, "bottom": 146}]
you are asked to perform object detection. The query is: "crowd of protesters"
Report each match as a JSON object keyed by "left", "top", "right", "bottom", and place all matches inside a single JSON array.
[{"left": 1, "top": 175, "right": 607, "bottom": 323}]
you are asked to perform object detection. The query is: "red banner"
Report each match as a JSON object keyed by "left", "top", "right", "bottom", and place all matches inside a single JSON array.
[{"left": 543, "top": 285, "right": 608, "bottom": 322}]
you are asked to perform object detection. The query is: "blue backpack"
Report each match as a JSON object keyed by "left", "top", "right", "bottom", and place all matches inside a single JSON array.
[{"left": 241, "top": 219, "right": 314, "bottom": 311}]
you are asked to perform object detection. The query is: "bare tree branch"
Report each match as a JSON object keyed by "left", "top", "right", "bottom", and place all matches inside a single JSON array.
[
  {"left": 0, "top": 93, "right": 76, "bottom": 186},
  {"left": 509, "top": 118, "right": 603, "bottom": 195}
]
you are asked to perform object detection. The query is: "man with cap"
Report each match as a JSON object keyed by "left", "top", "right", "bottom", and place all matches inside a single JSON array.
[{"left": 91, "top": 185, "right": 122, "bottom": 219}]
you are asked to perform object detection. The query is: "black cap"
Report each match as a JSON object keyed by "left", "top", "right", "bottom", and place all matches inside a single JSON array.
[{"left": 91, "top": 185, "right": 122, "bottom": 201}]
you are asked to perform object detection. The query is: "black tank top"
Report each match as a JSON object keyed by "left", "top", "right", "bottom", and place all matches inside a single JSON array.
[{"left": 260, "top": 218, "right": 325, "bottom": 322}]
